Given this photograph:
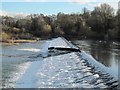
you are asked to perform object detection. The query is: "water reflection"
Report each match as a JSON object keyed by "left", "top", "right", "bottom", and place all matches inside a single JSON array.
[{"left": 72, "top": 40, "right": 120, "bottom": 76}]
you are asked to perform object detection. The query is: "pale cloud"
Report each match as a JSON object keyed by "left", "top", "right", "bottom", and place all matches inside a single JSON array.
[
  {"left": 88, "top": 2, "right": 118, "bottom": 10},
  {"left": 108, "top": 2, "right": 118, "bottom": 10},
  {"left": 1, "top": 0, "right": 120, "bottom": 2},
  {"left": 1, "top": 0, "right": 66, "bottom": 2},
  {"left": 25, "top": 0, "right": 47, "bottom": 2},
  {"left": 68, "top": 0, "right": 96, "bottom": 4},
  {"left": 0, "top": 10, "right": 30, "bottom": 18},
  {"left": 25, "top": 0, "right": 32, "bottom": 2},
  {"left": 68, "top": 0, "right": 120, "bottom": 5}
]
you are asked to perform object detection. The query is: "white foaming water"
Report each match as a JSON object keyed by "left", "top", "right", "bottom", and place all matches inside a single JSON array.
[
  {"left": 2, "top": 40, "right": 47, "bottom": 88},
  {"left": 3, "top": 62, "right": 31, "bottom": 88},
  {"left": 81, "top": 51, "right": 118, "bottom": 79},
  {"left": 14, "top": 41, "right": 51, "bottom": 88},
  {"left": 18, "top": 48, "right": 41, "bottom": 52},
  {"left": 7, "top": 37, "right": 118, "bottom": 88},
  {"left": 49, "top": 37, "right": 71, "bottom": 48}
]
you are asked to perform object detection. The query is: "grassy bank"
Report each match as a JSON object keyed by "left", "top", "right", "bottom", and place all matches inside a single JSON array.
[
  {"left": 1, "top": 40, "right": 37, "bottom": 46},
  {"left": 0, "top": 42, "right": 20, "bottom": 46},
  {"left": 8, "top": 40, "right": 37, "bottom": 43}
]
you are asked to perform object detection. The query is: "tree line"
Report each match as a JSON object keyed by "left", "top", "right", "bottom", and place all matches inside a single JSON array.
[{"left": 1, "top": 3, "right": 120, "bottom": 41}]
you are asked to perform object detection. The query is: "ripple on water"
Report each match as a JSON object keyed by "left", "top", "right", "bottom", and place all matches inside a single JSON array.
[{"left": 18, "top": 48, "right": 41, "bottom": 52}]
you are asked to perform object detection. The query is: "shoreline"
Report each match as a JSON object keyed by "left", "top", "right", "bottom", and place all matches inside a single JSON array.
[{"left": 0, "top": 40, "right": 37, "bottom": 46}]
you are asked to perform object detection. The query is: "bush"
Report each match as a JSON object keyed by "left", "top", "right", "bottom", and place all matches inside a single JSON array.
[
  {"left": 108, "top": 29, "right": 119, "bottom": 39},
  {"left": 1, "top": 32, "right": 11, "bottom": 42}
]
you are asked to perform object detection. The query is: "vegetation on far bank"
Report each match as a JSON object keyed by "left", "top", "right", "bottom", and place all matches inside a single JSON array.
[
  {"left": 1, "top": 3, "right": 120, "bottom": 44},
  {"left": 0, "top": 42, "right": 20, "bottom": 46}
]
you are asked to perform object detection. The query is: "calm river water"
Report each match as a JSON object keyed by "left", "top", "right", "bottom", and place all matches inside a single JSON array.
[{"left": 0, "top": 39, "right": 120, "bottom": 88}]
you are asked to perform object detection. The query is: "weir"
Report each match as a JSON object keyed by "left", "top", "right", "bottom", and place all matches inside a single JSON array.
[
  {"left": 14, "top": 37, "right": 118, "bottom": 88},
  {"left": 48, "top": 37, "right": 118, "bottom": 88}
]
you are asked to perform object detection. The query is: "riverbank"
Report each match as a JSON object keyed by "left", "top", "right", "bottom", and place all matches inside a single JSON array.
[
  {"left": 0, "top": 40, "right": 38, "bottom": 46},
  {"left": 0, "top": 42, "right": 20, "bottom": 46}
]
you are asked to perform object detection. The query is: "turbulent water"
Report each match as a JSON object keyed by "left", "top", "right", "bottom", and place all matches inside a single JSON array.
[
  {"left": 1, "top": 39, "right": 119, "bottom": 88},
  {"left": 1, "top": 40, "right": 46, "bottom": 88},
  {"left": 72, "top": 40, "right": 120, "bottom": 76}
]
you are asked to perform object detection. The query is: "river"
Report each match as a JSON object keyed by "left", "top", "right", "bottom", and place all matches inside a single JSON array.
[
  {"left": 1, "top": 40, "right": 46, "bottom": 88},
  {"left": 72, "top": 39, "right": 120, "bottom": 76},
  {"left": 0, "top": 39, "right": 119, "bottom": 88}
]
